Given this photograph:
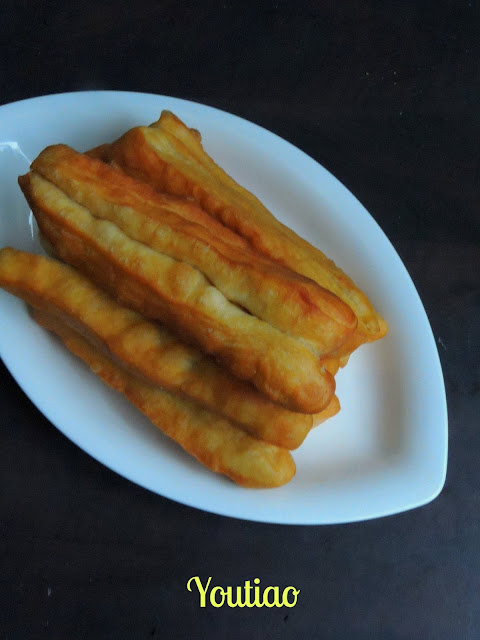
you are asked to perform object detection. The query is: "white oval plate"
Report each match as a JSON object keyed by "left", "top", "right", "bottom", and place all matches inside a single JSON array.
[{"left": 0, "top": 91, "right": 447, "bottom": 524}]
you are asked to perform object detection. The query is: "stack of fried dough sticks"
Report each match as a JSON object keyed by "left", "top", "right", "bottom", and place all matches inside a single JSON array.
[{"left": 0, "top": 111, "right": 387, "bottom": 488}]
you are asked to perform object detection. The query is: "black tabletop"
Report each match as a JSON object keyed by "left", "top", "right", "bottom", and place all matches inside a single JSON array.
[{"left": 1, "top": 2, "right": 479, "bottom": 638}]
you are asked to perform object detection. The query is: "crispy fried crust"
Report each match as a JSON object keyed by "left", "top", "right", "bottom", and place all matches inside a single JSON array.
[
  {"left": 31, "top": 308, "right": 296, "bottom": 489},
  {"left": 108, "top": 112, "right": 387, "bottom": 353},
  {"left": 0, "top": 247, "right": 329, "bottom": 449},
  {"left": 85, "top": 143, "right": 112, "bottom": 162},
  {"left": 312, "top": 394, "right": 340, "bottom": 427},
  {"left": 30, "top": 144, "right": 356, "bottom": 357},
  {"left": 86, "top": 144, "right": 249, "bottom": 251},
  {"left": 19, "top": 173, "right": 335, "bottom": 413},
  {"left": 319, "top": 357, "right": 340, "bottom": 377}
]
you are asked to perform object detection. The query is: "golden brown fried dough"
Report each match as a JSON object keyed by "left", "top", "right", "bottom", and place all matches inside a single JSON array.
[
  {"left": 30, "top": 144, "right": 356, "bottom": 358},
  {"left": 85, "top": 143, "right": 112, "bottom": 162},
  {"left": 320, "top": 357, "right": 341, "bottom": 377},
  {"left": 88, "top": 141, "right": 249, "bottom": 251},
  {"left": 32, "top": 308, "right": 296, "bottom": 489},
  {"left": 312, "top": 394, "right": 340, "bottom": 427},
  {"left": 108, "top": 111, "right": 387, "bottom": 354},
  {"left": 0, "top": 247, "right": 325, "bottom": 449},
  {"left": 19, "top": 174, "right": 335, "bottom": 413}
]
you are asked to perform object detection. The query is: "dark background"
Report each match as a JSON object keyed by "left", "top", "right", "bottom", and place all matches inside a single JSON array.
[{"left": 1, "top": 1, "right": 479, "bottom": 638}]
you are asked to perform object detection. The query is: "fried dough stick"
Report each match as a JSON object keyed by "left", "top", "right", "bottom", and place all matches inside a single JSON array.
[
  {"left": 30, "top": 145, "right": 356, "bottom": 357},
  {"left": 19, "top": 173, "right": 335, "bottom": 413},
  {"left": 0, "top": 247, "right": 338, "bottom": 449},
  {"left": 31, "top": 308, "right": 296, "bottom": 488},
  {"left": 107, "top": 111, "right": 387, "bottom": 355}
]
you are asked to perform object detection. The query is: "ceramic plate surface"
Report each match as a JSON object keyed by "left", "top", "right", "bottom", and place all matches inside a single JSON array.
[{"left": 0, "top": 91, "right": 447, "bottom": 524}]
